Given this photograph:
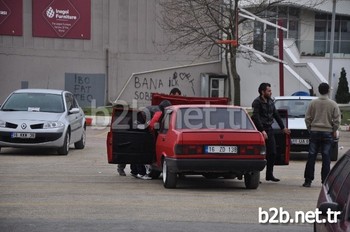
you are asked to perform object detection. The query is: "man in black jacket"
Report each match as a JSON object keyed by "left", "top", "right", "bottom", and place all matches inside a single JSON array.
[{"left": 251, "top": 83, "right": 290, "bottom": 182}]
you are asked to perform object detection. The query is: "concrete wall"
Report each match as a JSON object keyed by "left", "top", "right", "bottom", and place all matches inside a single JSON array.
[
  {"left": 300, "top": 57, "right": 350, "bottom": 98},
  {"left": 235, "top": 57, "right": 310, "bottom": 107},
  {"left": 0, "top": 0, "right": 219, "bottom": 106}
]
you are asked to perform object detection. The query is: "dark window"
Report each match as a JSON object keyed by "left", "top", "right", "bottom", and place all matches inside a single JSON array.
[
  {"left": 175, "top": 107, "right": 255, "bottom": 130},
  {"left": 159, "top": 111, "right": 171, "bottom": 134},
  {"left": 1, "top": 93, "right": 64, "bottom": 113},
  {"left": 336, "top": 172, "right": 350, "bottom": 208},
  {"left": 65, "top": 94, "right": 74, "bottom": 111},
  {"left": 328, "top": 159, "right": 350, "bottom": 200}
]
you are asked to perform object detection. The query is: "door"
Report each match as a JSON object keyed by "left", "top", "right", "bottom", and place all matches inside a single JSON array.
[
  {"left": 273, "top": 109, "right": 291, "bottom": 165},
  {"left": 107, "top": 107, "right": 154, "bottom": 164},
  {"left": 65, "top": 93, "right": 82, "bottom": 142}
]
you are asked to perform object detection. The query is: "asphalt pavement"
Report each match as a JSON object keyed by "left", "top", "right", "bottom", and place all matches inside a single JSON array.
[{"left": 0, "top": 127, "right": 349, "bottom": 232}]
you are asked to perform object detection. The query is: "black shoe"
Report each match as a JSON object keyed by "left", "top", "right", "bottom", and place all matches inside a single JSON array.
[
  {"left": 302, "top": 181, "right": 311, "bottom": 187},
  {"left": 117, "top": 169, "right": 126, "bottom": 176},
  {"left": 266, "top": 176, "right": 280, "bottom": 182}
]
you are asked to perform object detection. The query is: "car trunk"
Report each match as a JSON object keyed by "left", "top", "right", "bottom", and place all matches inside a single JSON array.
[{"left": 176, "top": 130, "right": 265, "bottom": 158}]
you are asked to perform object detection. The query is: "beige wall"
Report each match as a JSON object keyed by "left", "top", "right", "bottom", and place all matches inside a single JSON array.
[{"left": 0, "top": 0, "right": 219, "bottom": 105}]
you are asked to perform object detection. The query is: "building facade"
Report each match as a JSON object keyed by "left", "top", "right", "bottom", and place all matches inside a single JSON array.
[{"left": 0, "top": 0, "right": 349, "bottom": 107}]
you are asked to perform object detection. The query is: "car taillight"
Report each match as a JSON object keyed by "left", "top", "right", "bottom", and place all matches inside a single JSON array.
[
  {"left": 240, "top": 145, "right": 266, "bottom": 155},
  {"left": 175, "top": 144, "right": 203, "bottom": 155}
]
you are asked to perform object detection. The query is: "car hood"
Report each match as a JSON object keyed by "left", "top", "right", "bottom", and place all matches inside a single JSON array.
[
  {"left": 287, "top": 118, "right": 306, "bottom": 130},
  {"left": 0, "top": 111, "right": 63, "bottom": 122}
]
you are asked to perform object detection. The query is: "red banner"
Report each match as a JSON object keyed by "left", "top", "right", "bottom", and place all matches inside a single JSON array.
[
  {"left": 0, "top": 0, "right": 22, "bottom": 36},
  {"left": 33, "top": 0, "right": 90, "bottom": 39}
]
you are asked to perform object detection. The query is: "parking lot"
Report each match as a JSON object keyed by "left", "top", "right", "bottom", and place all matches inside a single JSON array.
[{"left": 0, "top": 127, "right": 349, "bottom": 232}]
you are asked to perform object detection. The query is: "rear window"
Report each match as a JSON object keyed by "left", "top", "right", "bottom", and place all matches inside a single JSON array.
[
  {"left": 1, "top": 92, "right": 64, "bottom": 113},
  {"left": 336, "top": 172, "right": 350, "bottom": 207},
  {"left": 274, "top": 99, "right": 312, "bottom": 118},
  {"left": 326, "top": 157, "right": 350, "bottom": 200},
  {"left": 175, "top": 107, "right": 255, "bottom": 130}
]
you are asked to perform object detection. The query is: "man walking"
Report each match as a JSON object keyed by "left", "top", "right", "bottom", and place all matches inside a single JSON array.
[
  {"left": 252, "top": 83, "right": 290, "bottom": 182},
  {"left": 303, "top": 83, "right": 341, "bottom": 187}
]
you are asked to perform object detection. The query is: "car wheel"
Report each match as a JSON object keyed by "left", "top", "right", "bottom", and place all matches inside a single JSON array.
[
  {"left": 162, "top": 159, "right": 177, "bottom": 188},
  {"left": 330, "top": 141, "right": 338, "bottom": 161},
  {"left": 57, "top": 132, "right": 70, "bottom": 155},
  {"left": 74, "top": 126, "right": 86, "bottom": 149},
  {"left": 244, "top": 171, "right": 260, "bottom": 189}
]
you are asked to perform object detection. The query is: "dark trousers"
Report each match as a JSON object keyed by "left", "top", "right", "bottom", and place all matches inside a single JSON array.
[
  {"left": 304, "top": 131, "right": 333, "bottom": 183},
  {"left": 130, "top": 164, "right": 146, "bottom": 176},
  {"left": 265, "top": 127, "right": 277, "bottom": 178}
]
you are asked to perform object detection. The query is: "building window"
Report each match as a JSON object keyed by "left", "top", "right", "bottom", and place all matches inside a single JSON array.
[
  {"left": 313, "top": 13, "right": 350, "bottom": 55},
  {"left": 252, "top": 6, "right": 299, "bottom": 56}
]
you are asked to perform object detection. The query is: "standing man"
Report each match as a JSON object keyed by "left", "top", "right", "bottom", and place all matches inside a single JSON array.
[
  {"left": 303, "top": 83, "right": 340, "bottom": 187},
  {"left": 252, "top": 83, "right": 290, "bottom": 182}
]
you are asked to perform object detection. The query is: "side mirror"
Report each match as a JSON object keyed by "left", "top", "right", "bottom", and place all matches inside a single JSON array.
[
  {"left": 69, "top": 108, "right": 80, "bottom": 114},
  {"left": 319, "top": 202, "right": 341, "bottom": 217}
]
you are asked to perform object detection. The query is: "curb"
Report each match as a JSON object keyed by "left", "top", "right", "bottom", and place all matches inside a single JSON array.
[
  {"left": 340, "top": 125, "right": 350, "bottom": 131},
  {"left": 85, "top": 116, "right": 111, "bottom": 127}
]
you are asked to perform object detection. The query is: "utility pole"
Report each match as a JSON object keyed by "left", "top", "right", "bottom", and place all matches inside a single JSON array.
[{"left": 328, "top": 0, "right": 336, "bottom": 98}]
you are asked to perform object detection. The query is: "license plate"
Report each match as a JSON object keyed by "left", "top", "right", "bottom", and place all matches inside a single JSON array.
[
  {"left": 11, "top": 133, "right": 36, "bottom": 139},
  {"left": 291, "top": 139, "right": 309, "bottom": 145},
  {"left": 205, "top": 146, "right": 237, "bottom": 154}
]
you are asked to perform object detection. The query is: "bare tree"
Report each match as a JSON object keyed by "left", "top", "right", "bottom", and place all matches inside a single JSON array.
[{"left": 158, "top": 0, "right": 327, "bottom": 105}]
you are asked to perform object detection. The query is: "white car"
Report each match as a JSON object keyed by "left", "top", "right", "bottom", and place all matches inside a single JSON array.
[
  {"left": 274, "top": 96, "right": 339, "bottom": 161},
  {"left": 0, "top": 89, "right": 86, "bottom": 155}
]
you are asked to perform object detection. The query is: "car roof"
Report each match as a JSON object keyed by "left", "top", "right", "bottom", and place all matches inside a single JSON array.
[
  {"left": 12, "top": 89, "right": 65, "bottom": 95},
  {"left": 169, "top": 105, "right": 243, "bottom": 110},
  {"left": 274, "top": 96, "right": 317, "bottom": 100}
]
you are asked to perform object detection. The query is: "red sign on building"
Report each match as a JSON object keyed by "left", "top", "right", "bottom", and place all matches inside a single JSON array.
[
  {"left": 33, "top": 0, "right": 90, "bottom": 39},
  {"left": 0, "top": 0, "right": 23, "bottom": 36}
]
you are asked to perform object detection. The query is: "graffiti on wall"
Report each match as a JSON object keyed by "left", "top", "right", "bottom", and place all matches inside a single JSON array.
[
  {"left": 73, "top": 75, "right": 93, "bottom": 102},
  {"left": 133, "top": 71, "right": 195, "bottom": 101},
  {"left": 65, "top": 73, "right": 105, "bottom": 107}
]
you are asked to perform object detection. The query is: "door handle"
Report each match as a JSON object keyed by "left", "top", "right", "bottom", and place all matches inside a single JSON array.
[
  {"left": 162, "top": 137, "right": 165, "bottom": 142},
  {"left": 118, "top": 142, "right": 132, "bottom": 147}
]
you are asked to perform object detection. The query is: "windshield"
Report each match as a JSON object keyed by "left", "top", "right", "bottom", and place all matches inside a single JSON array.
[
  {"left": 274, "top": 99, "right": 312, "bottom": 118},
  {"left": 1, "top": 92, "right": 64, "bottom": 113},
  {"left": 176, "top": 107, "right": 255, "bottom": 130}
]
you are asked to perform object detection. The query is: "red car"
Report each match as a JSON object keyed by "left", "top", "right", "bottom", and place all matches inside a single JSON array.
[{"left": 107, "top": 103, "right": 270, "bottom": 189}]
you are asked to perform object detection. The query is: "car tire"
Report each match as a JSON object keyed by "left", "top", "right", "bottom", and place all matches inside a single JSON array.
[
  {"left": 244, "top": 171, "right": 260, "bottom": 189},
  {"left": 162, "top": 159, "right": 177, "bottom": 188},
  {"left": 57, "top": 132, "right": 70, "bottom": 155},
  {"left": 74, "top": 126, "right": 86, "bottom": 149},
  {"left": 331, "top": 141, "right": 338, "bottom": 161}
]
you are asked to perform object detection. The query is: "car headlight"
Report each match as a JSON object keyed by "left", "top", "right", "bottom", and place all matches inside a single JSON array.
[
  {"left": 43, "top": 121, "right": 65, "bottom": 129},
  {"left": 0, "top": 120, "right": 5, "bottom": 128}
]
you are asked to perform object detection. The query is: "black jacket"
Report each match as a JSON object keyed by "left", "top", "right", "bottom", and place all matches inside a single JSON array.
[{"left": 251, "top": 96, "right": 285, "bottom": 132}]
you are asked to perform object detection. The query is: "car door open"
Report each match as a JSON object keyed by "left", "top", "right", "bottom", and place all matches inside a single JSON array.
[
  {"left": 273, "top": 109, "right": 291, "bottom": 165},
  {"left": 107, "top": 107, "right": 154, "bottom": 164}
]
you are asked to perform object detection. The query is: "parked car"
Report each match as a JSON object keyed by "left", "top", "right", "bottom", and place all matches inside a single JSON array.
[
  {"left": 274, "top": 96, "right": 339, "bottom": 161},
  {"left": 0, "top": 89, "right": 86, "bottom": 155},
  {"left": 107, "top": 102, "right": 269, "bottom": 189},
  {"left": 314, "top": 150, "right": 350, "bottom": 232}
]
